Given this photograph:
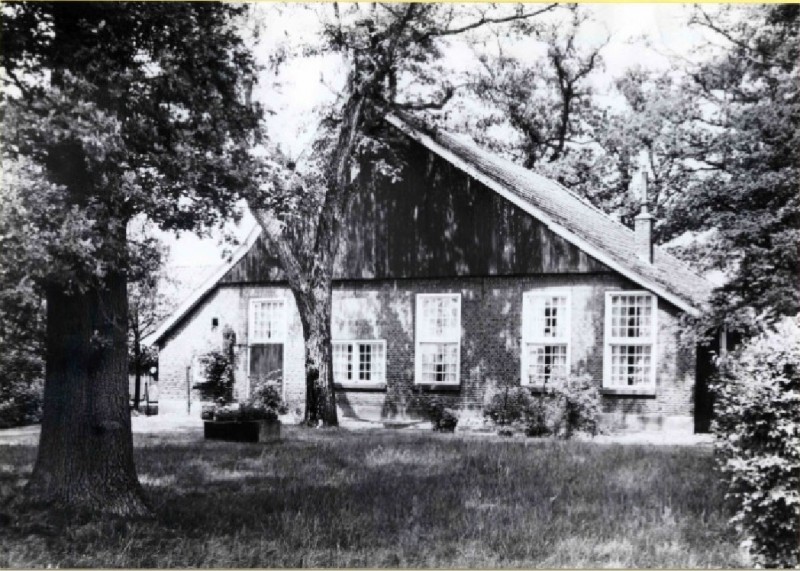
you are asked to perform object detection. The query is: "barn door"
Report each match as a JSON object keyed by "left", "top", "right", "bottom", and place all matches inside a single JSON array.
[{"left": 249, "top": 344, "right": 284, "bottom": 385}]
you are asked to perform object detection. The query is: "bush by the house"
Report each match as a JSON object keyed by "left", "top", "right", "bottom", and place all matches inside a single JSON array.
[
  {"left": 712, "top": 317, "right": 800, "bottom": 568},
  {"left": 249, "top": 378, "right": 289, "bottom": 415},
  {"left": 193, "top": 350, "right": 235, "bottom": 404},
  {"left": 409, "top": 395, "right": 458, "bottom": 432},
  {"left": 523, "top": 393, "right": 564, "bottom": 437},
  {"left": 483, "top": 375, "right": 601, "bottom": 439},
  {"left": 484, "top": 386, "right": 534, "bottom": 426},
  {"left": 0, "top": 376, "right": 44, "bottom": 429},
  {"left": 550, "top": 374, "right": 601, "bottom": 438}
]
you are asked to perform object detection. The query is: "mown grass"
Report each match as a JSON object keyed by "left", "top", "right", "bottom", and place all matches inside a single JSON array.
[{"left": 0, "top": 426, "right": 743, "bottom": 568}]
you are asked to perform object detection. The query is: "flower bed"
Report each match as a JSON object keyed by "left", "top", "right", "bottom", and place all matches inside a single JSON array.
[{"left": 202, "top": 402, "right": 281, "bottom": 443}]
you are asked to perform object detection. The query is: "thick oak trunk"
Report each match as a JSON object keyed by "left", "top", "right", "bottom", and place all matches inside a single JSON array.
[
  {"left": 293, "top": 287, "right": 338, "bottom": 426},
  {"left": 25, "top": 270, "right": 149, "bottom": 516}
]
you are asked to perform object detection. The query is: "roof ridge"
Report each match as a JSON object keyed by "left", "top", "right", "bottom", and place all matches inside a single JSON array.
[
  {"left": 441, "top": 130, "right": 619, "bottom": 224},
  {"left": 434, "top": 128, "right": 710, "bottom": 284}
]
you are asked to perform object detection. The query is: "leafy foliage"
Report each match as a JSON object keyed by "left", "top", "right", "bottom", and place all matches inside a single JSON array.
[
  {"left": 1, "top": 2, "right": 262, "bottom": 292},
  {"left": 669, "top": 5, "right": 800, "bottom": 334},
  {"left": 712, "top": 317, "right": 800, "bottom": 567},
  {"left": 484, "top": 386, "right": 535, "bottom": 427},
  {"left": 193, "top": 350, "right": 235, "bottom": 405},
  {"left": 409, "top": 395, "right": 459, "bottom": 432},
  {"left": 212, "top": 403, "right": 279, "bottom": 423},
  {"left": 0, "top": 377, "right": 43, "bottom": 429},
  {"left": 248, "top": 381, "right": 289, "bottom": 416},
  {"left": 484, "top": 375, "right": 601, "bottom": 439}
]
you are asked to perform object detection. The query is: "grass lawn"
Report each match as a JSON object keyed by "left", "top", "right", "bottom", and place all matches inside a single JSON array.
[{"left": 0, "top": 426, "right": 743, "bottom": 568}]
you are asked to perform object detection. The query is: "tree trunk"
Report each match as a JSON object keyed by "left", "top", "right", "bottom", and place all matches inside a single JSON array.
[
  {"left": 132, "top": 313, "right": 141, "bottom": 410},
  {"left": 293, "top": 285, "right": 337, "bottom": 426},
  {"left": 25, "top": 270, "right": 149, "bottom": 516}
]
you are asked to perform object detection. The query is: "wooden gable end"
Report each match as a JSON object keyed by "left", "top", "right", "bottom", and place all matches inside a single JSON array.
[{"left": 220, "top": 137, "right": 608, "bottom": 285}]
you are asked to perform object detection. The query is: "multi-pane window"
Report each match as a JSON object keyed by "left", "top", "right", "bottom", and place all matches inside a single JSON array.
[
  {"left": 332, "top": 341, "right": 386, "bottom": 384},
  {"left": 415, "top": 294, "right": 461, "bottom": 385},
  {"left": 249, "top": 298, "right": 286, "bottom": 343},
  {"left": 521, "top": 291, "right": 570, "bottom": 385},
  {"left": 604, "top": 292, "right": 657, "bottom": 389},
  {"left": 332, "top": 297, "right": 378, "bottom": 340},
  {"left": 331, "top": 297, "right": 386, "bottom": 386}
]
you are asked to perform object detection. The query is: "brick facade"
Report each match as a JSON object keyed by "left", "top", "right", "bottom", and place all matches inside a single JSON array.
[{"left": 157, "top": 273, "right": 695, "bottom": 431}]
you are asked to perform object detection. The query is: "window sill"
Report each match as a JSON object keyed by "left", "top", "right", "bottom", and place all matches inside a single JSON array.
[
  {"left": 334, "top": 382, "right": 387, "bottom": 391},
  {"left": 601, "top": 387, "right": 656, "bottom": 397},
  {"left": 414, "top": 382, "right": 461, "bottom": 391}
]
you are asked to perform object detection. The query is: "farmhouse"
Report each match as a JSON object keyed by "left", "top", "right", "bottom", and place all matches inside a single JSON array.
[{"left": 149, "top": 115, "right": 715, "bottom": 433}]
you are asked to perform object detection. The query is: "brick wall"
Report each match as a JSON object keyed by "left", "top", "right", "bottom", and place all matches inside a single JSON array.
[
  {"left": 157, "top": 274, "right": 696, "bottom": 431},
  {"left": 157, "top": 286, "right": 306, "bottom": 415}
]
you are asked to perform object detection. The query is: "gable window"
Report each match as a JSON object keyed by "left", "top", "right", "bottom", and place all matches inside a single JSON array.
[
  {"left": 603, "top": 291, "right": 657, "bottom": 392},
  {"left": 415, "top": 293, "right": 461, "bottom": 385},
  {"left": 331, "top": 297, "right": 386, "bottom": 388},
  {"left": 521, "top": 290, "right": 571, "bottom": 386}
]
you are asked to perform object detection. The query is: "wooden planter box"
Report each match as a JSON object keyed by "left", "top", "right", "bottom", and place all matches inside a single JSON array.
[{"left": 204, "top": 420, "right": 281, "bottom": 443}]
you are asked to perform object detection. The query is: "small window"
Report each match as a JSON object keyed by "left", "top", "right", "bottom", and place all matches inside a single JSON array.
[
  {"left": 249, "top": 298, "right": 286, "bottom": 343},
  {"left": 332, "top": 340, "right": 386, "bottom": 384},
  {"left": 604, "top": 292, "right": 657, "bottom": 390},
  {"left": 415, "top": 293, "right": 461, "bottom": 385},
  {"left": 521, "top": 290, "right": 571, "bottom": 386}
]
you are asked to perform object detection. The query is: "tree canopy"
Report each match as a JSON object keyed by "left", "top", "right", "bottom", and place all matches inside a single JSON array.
[
  {"left": 2, "top": 2, "right": 261, "bottom": 290},
  {"left": 1, "top": 1, "right": 263, "bottom": 514}
]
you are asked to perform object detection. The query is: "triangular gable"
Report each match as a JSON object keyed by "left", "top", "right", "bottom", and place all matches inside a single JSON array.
[
  {"left": 147, "top": 225, "right": 262, "bottom": 346},
  {"left": 385, "top": 114, "right": 711, "bottom": 316},
  {"left": 152, "top": 115, "right": 712, "bottom": 345}
]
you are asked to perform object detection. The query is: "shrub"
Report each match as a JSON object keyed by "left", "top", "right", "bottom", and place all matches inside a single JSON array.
[
  {"left": 0, "top": 377, "right": 44, "bottom": 429},
  {"left": 550, "top": 374, "right": 601, "bottom": 438},
  {"left": 409, "top": 395, "right": 459, "bottom": 432},
  {"left": 484, "top": 386, "right": 534, "bottom": 426},
  {"left": 712, "top": 317, "right": 800, "bottom": 568},
  {"left": 193, "top": 350, "right": 235, "bottom": 404},
  {"left": 523, "top": 394, "right": 563, "bottom": 437},
  {"left": 521, "top": 374, "right": 601, "bottom": 439},
  {"left": 248, "top": 379, "right": 289, "bottom": 415}
]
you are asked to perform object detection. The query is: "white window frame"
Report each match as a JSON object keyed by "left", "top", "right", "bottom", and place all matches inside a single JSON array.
[
  {"left": 332, "top": 339, "right": 387, "bottom": 388},
  {"left": 414, "top": 293, "right": 461, "bottom": 386},
  {"left": 248, "top": 298, "right": 287, "bottom": 344},
  {"left": 520, "top": 289, "right": 571, "bottom": 388},
  {"left": 603, "top": 290, "right": 658, "bottom": 394}
]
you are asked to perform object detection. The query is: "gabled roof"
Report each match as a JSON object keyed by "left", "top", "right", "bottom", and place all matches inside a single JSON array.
[
  {"left": 385, "top": 114, "right": 711, "bottom": 316},
  {"left": 150, "top": 114, "right": 712, "bottom": 345},
  {"left": 146, "top": 225, "right": 262, "bottom": 346}
]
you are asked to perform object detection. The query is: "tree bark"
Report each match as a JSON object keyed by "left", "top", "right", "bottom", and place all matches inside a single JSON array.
[
  {"left": 293, "top": 285, "right": 337, "bottom": 426},
  {"left": 25, "top": 269, "right": 149, "bottom": 516}
]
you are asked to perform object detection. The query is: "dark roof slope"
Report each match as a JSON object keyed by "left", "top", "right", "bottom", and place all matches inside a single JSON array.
[{"left": 387, "top": 114, "right": 712, "bottom": 313}]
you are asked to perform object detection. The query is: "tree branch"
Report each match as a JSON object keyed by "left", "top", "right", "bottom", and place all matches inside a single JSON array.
[
  {"left": 392, "top": 85, "right": 455, "bottom": 111},
  {"left": 421, "top": 4, "right": 558, "bottom": 41}
]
